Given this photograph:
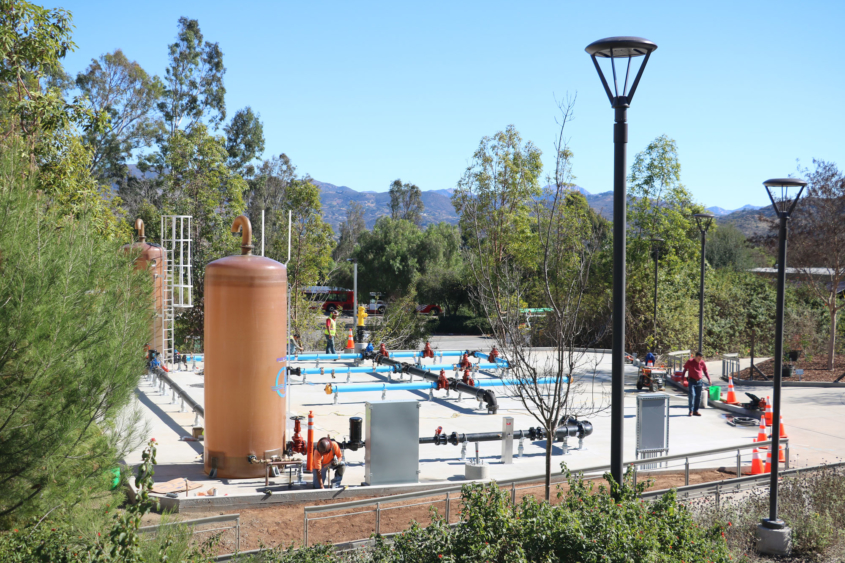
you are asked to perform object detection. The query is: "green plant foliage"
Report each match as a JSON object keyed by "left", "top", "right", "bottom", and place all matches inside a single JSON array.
[
  {"left": 75, "top": 49, "right": 164, "bottom": 181},
  {"left": 388, "top": 179, "right": 424, "bottom": 226},
  {"left": 157, "top": 17, "right": 226, "bottom": 137},
  {"left": 224, "top": 106, "right": 265, "bottom": 176},
  {"left": 0, "top": 146, "right": 150, "bottom": 525}
]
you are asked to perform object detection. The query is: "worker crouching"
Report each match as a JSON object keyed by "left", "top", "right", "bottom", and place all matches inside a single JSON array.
[{"left": 312, "top": 437, "right": 344, "bottom": 489}]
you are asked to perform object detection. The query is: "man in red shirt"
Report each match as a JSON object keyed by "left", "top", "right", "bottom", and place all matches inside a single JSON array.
[{"left": 682, "top": 352, "right": 711, "bottom": 416}]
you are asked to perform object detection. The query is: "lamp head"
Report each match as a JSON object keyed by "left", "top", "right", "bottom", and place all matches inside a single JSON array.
[
  {"left": 585, "top": 36, "right": 657, "bottom": 107},
  {"left": 692, "top": 213, "right": 715, "bottom": 233},
  {"left": 763, "top": 178, "right": 808, "bottom": 217}
]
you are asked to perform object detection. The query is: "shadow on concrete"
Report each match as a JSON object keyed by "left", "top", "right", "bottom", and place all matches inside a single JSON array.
[{"left": 134, "top": 389, "right": 203, "bottom": 456}]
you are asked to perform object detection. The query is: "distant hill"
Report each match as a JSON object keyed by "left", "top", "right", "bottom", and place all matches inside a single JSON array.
[
  {"left": 717, "top": 206, "right": 775, "bottom": 238},
  {"left": 313, "top": 181, "right": 459, "bottom": 231}
]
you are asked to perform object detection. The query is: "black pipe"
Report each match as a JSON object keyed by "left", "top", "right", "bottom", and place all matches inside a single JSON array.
[
  {"left": 372, "top": 354, "right": 499, "bottom": 414},
  {"left": 420, "top": 417, "right": 593, "bottom": 446}
]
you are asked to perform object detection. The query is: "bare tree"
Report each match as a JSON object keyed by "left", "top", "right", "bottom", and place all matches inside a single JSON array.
[
  {"left": 458, "top": 97, "right": 609, "bottom": 500},
  {"left": 788, "top": 160, "right": 845, "bottom": 370}
]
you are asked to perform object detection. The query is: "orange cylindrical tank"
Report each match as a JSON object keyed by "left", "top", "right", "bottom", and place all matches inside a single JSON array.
[
  {"left": 204, "top": 215, "right": 287, "bottom": 478},
  {"left": 122, "top": 218, "right": 165, "bottom": 353}
]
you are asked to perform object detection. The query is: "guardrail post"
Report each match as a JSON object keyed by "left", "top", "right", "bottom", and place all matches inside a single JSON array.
[
  {"left": 785, "top": 442, "right": 790, "bottom": 469},
  {"left": 375, "top": 502, "right": 381, "bottom": 535},
  {"left": 632, "top": 464, "right": 637, "bottom": 489},
  {"left": 445, "top": 493, "right": 450, "bottom": 522},
  {"left": 715, "top": 486, "right": 721, "bottom": 509},
  {"left": 684, "top": 457, "right": 689, "bottom": 486},
  {"left": 736, "top": 449, "right": 741, "bottom": 478},
  {"left": 511, "top": 482, "right": 516, "bottom": 506},
  {"left": 304, "top": 512, "right": 308, "bottom": 547},
  {"left": 236, "top": 516, "right": 240, "bottom": 552}
]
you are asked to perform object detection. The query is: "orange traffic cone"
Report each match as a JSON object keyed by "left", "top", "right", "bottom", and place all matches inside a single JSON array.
[
  {"left": 725, "top": 375, "right": 739, "bottom": 404},
  {"left": 764, "top": 449, "right": 772, "bottom": 473},
  {"left": 750, "top": 448, "right": 765, "bottom": 475},
  {"left": 777, "top": 415, "right": 788, "bottom": 439},
  {"left": 346, "top": 328, "right": 354, "bottom": 350},
  {"left": 778, "top": 444, "right": 786, "bottom": 463},
  {"left": 755, "top": 417, "right": 768, "bottom": 443},
  {"left": 765, "top": 396, "right": 773, "bottom": 426}
]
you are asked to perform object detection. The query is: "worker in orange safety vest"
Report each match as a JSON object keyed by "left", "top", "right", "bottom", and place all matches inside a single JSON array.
[{"left": 312, "top": 437, "right": 344, "bottom": 489}]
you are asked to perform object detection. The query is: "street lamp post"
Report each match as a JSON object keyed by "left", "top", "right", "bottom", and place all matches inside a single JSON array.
[
  {"left": 693, "top": 214, "right": 715, "bottom": 354},
  {"left": 585, "top": 36, "right": 657, "bottom": 488},
  {"left": 347, "top": 258, "right": 358, "bottom": 335},
  {"left": 757, "top": 178, "right": 806, "bottom": 554},
  {"left": 649, "top": 237, "right": 664, "bottom": 350}
]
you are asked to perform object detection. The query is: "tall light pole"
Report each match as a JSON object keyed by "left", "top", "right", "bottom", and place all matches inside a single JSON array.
[
  {"left": 693, "top": 213, "right": 715, "bottom": 354},
  {"left": 649, "top": 237, "right": 664, "bottom": 350},
  {"left": 347, "top": 258, "right": 358, "bottom": 328},
  {"left": 585, "top": 36, "right": 657, "bottom": 488},
  {"left": 757, "top": 178, "right": 806, "bottom": 554}
]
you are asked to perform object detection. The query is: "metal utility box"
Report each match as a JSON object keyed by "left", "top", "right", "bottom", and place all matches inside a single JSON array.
[
  {"left": 364, "top": 400, "right": 420, "bottom": 485},
  {"left": 636, "top": 393, "right": 670, "bottom": 469},
  {"left": 501, "top": 417, "right": 514, "bottom": 463}
]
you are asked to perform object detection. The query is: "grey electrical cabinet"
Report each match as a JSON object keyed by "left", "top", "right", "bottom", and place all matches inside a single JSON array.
[
  {"left": 636, "top": 393, "right": 670, "bottom": 468},
  {"left": 364, "top": 400, "right": 420, "bottom": 485}
]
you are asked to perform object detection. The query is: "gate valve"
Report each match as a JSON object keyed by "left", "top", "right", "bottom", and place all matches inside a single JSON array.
[
  {"left": 488, "top": 346, "right": 500, "bottom": 362},
  {"left": 287, "top": 415, "right": 307, "bottom": 455},
  {"left": 379, "top": 343, "right": 388, "bottom": 356},
  {"left": 437, "top": 369, "right": 448, "bottom": 390},
  {"left": 462, "top": 369, "right": 474, "bottom": 387},
  {"left": 422, "top": 342, "right": 434, "bottom": 359},
  {"left": 435, "top": 426, "right": 443, "bottom": 436},
  {"left": 459, "top": 353, "right": 471, "bottom": 369}
]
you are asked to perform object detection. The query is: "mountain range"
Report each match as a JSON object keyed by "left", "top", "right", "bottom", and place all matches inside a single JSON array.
[{"left": 314, "top": 181, "right": 770, "bottom": 237}]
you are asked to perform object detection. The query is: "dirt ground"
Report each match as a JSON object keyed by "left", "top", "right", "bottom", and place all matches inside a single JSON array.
[
  {"left": 737, "top": 356, "right": 845, "bottom": 382},
  {"left": 139, "top": 468, "right": 739, "bottom": 554}
]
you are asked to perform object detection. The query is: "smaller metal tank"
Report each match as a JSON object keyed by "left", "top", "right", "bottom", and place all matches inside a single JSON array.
[
  {"left": 122, "top": 219, "right": 165, "bottom": 352},
  {"left": 204, "top": 216, "right": 288, "bottom": 478}
]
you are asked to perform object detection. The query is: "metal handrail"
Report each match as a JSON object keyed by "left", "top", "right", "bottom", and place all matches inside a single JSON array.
[
  {"left": 307, "top": 461, "right": 845, "bottom": 552},
  {"left": 640, "top": 461, "right": 845, "bottom": 503},
  {"left": 152, "top": 367, "right": 204, "bottom": 423},
  {"left": 139, "top": 513, "right": 239, "bottom": 552},
  {"left": 303, "top": 439, "right": 786, "bottom": 545}
]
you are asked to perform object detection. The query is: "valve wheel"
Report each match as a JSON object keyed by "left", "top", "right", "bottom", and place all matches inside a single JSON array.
[{"left": 290, "top": 415, "right": 305, "bottom": 421}]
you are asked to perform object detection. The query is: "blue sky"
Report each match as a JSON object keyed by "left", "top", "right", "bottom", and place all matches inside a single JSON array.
[{"left": 60, "top": 0, "right": 843, "bottom": 210}]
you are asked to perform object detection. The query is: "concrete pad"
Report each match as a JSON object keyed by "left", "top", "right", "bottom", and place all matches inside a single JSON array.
[{"left": 122, "top": 344, "right": 845, "bottom": 509}]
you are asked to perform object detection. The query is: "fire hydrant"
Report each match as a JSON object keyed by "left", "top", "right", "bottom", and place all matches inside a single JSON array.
[
  {"left": 379, "top": 343, "right": 388, "bottom": 356},
  {"left": 437, "top": 369, "right": 449, "bottom": 390},
  {"left": 422, "top": 342, "right": 434, "bottom": 359},
  {"left": 462, "top": 369, "right": 474, "bottom": 387}
]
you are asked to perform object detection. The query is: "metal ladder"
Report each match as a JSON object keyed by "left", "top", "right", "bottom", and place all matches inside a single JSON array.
[{"left": 161, "top": 216, "right": 194, "bottom": 368}]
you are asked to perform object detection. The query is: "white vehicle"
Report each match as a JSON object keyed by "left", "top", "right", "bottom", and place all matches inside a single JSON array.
[{"left": 366, "top": 298, "right": 387, "bottom": 315}]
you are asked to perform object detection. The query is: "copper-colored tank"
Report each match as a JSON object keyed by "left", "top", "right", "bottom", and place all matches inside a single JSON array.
[
  {"left": 204, "top": 215, "right": 288, "bottom": 478},
  {"left": 122, "top": 219, "right": 165, "bottom": 352}
]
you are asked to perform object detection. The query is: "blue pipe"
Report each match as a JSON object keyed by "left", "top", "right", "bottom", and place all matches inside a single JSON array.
[
  {"left": 417, "top": 363, "right": 505, "bottom": 371},
  {"left": 473, "top": 352, "right": 509, "bottom": 367},
  {"left": 299, "top": 365, "right": 396, "bottom": 376},
  {"left": 290, "top": 353, "right": 354, "bottom": 361},
  {"left": 327, "top": 376, "right": 565, "bottom": 394}
]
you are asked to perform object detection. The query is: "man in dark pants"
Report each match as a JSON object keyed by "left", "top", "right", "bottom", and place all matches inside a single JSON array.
[
  {"left": 682, "top": 351, "right": 711, "bottom": 416},
  {"left": 312, "top": 437, "right": 344, "bottom": 489}
]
